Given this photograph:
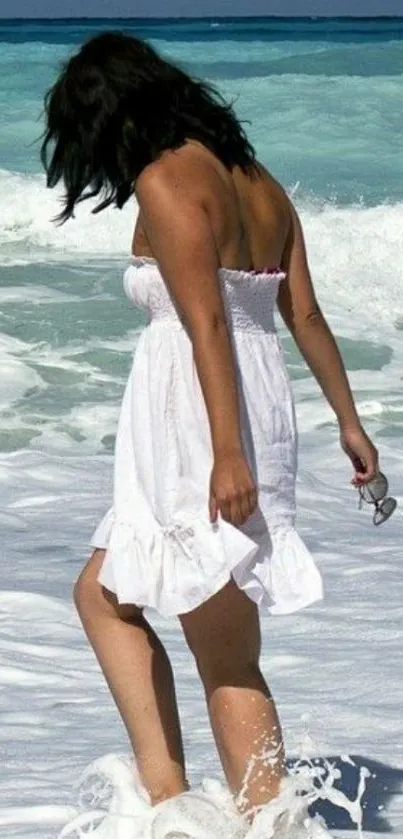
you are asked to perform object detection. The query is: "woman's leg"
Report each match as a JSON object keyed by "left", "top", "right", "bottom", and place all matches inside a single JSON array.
[
  {"left": 180, "top": 580, "right": 285, "bottom": 819},
  {"left": 74, "top": 549, "right": 187, "bottom": 805}
]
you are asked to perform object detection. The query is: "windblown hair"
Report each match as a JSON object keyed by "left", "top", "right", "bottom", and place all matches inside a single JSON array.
[{"left": 41, "top": 31, "right": 257, "bottom": 222}]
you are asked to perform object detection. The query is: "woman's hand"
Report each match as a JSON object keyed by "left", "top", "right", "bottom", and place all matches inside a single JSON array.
[
  {"left": 209, "top": 450, "right": 258, "bottom": 527},
  {"left": 340, "top": 424, "right": 379, "bottom": 486}
]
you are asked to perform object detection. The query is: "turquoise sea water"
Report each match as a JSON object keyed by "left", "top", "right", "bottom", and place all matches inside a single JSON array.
[{"left": 1, "top": 18, "right": 403, "bottom": 200}]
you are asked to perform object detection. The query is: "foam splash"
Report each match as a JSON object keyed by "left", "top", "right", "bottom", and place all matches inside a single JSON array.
[
  {"left": 0, "top": 169, "right": 133, "bottom": 262},
  {"left": 56, "top": 753, "right": 369, "bottom": 839}
]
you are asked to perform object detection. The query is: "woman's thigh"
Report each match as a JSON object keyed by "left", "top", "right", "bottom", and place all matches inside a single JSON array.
[{"left": 179, "top": 580, "right": 261, "bottom": 679}]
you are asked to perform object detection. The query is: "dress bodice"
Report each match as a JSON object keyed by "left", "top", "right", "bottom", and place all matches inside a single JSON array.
[{"left": 123, "top": 256, "right": 285, "bottom": 334}]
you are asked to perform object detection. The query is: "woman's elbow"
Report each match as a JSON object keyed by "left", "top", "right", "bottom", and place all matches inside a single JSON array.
[
  {"left": 296, "top": 302, "right": 323, "bottom": 329},
  {"left": 186, "top": 310, "right": 228, "bottom": 338}
]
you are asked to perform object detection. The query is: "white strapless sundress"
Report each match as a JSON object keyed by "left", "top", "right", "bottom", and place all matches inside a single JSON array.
[{"left": 91, "top": 256, "right": 323, "bottom": 617}]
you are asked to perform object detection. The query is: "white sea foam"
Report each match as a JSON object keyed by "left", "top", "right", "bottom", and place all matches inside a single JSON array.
[
  {"left": 0, "top": 166, "right": 403, "bottom": 330},
  {"left": 0, "top": 285, "right": 82, "bottom": 304},
  {"left": 0, "top": 169, "right": 133, "bottom": 261},
  {"left": 0, "top": 353, "right": 44, "bottom": 410},
  {"left": 53, "top": 752, "right": 368, "bottom": 839}
]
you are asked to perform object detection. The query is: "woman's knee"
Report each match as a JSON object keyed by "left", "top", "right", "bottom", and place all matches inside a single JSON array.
[
  {"left": 180, "top": 580, "right": 261, "bottom": 686},
  {"left": 181, "top": 584, "right": 260, "bottom": 686},
  {"left": 194, "top": 650, "right": 262, "bottom": 690}
]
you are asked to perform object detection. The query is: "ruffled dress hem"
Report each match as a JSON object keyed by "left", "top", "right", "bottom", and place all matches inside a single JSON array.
[{"left": 91, "top": 508, "right": 323, "bottom": 618}]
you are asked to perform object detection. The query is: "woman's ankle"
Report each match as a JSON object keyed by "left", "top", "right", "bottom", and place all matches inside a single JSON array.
[
  {"left": 236, "top": 766, "right": 286, "bottom": 822},
  {"left": 148, "top": 776, "right": 189, "bottom": 807}
]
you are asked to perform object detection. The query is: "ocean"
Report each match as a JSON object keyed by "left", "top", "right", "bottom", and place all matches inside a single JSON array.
[{"left": 0, "top": 16, "right": 402, "bottom": 839}]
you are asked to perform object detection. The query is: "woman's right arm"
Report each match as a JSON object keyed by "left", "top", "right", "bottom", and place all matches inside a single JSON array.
[
  {"left": 135, "top": 156, "right": 257, "bottom": 526},
  {"left": 277, "top": 200, "right": 378, "bottom": 484}
]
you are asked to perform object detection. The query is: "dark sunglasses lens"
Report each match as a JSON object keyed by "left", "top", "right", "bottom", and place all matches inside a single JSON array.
[
  {"left": 374, "top": 497, "right": 397, "bottom": 526},
  {"left": 361, "top": 472, "right": 388, "bottom": 504}
]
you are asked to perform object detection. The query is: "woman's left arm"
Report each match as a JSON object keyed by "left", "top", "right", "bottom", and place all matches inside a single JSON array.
[{"left": 278, "top": 199, "right": 378, "bottom": 484}]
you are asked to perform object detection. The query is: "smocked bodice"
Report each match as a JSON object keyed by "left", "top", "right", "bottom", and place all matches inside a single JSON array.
[{"left": 124, "top": 256, "right": 285, "bottom": 334}]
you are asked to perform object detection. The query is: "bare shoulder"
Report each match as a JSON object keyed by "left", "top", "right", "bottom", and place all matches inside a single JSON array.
[
  {"left": 136, "top": 143, "right": 215, "bottom": 206},
  {"left": 255, "top": 160, "right": 291, "bottom": 216}
]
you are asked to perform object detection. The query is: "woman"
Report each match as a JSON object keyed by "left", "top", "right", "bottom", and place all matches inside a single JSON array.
[{"left": 42, "top": 32, "right": 378, "bottom": 821}]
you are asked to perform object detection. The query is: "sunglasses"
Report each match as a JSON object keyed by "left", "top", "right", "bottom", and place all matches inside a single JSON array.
[{"left": 358, "top": 471, "right": 397, "bottom": 526}]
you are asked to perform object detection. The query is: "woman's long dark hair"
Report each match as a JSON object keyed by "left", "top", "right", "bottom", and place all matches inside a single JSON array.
[{"left": 41, "top": 31, "right": 257, "bottom": 222}]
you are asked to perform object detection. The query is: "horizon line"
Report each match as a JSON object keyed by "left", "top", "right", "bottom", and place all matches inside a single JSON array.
[{"left": 1, "top": 14, "right": 403, "bottom": 22}]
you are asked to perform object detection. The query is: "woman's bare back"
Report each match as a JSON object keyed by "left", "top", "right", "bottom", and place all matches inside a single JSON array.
[{"left": 132, "top": 140, "right": 291, "bottom": 272}]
